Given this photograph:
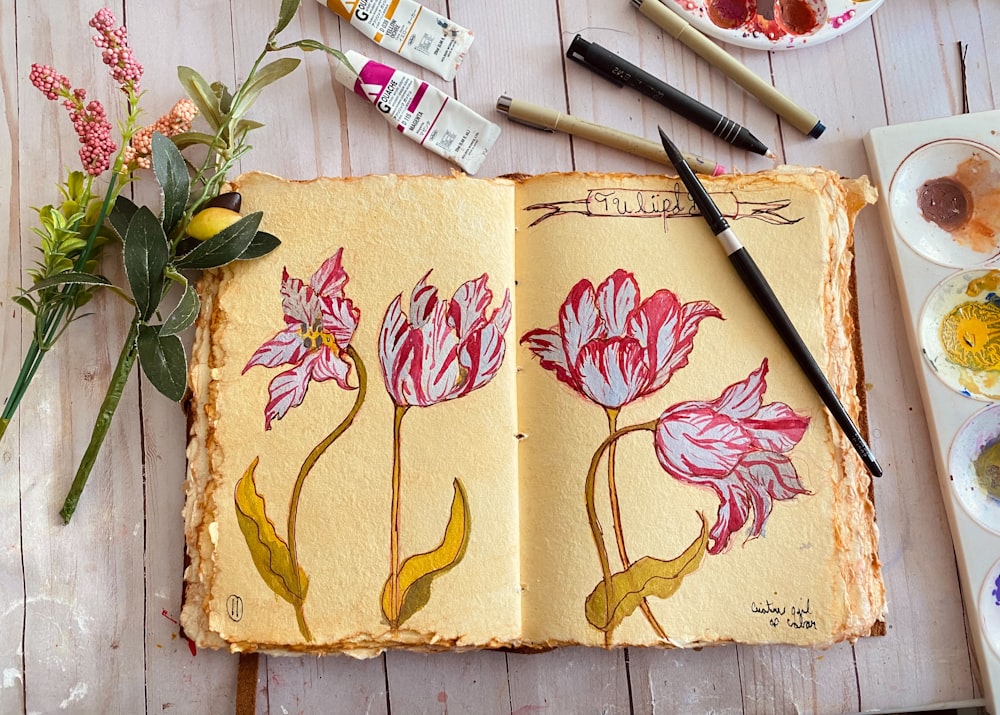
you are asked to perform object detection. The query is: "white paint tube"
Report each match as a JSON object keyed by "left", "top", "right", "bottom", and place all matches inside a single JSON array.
[
  {"left": 335, "top": 50, "right": 501, "bottom": 175},
  {"left": 319, "top": 0, "right": 473, "bottom": 81}
]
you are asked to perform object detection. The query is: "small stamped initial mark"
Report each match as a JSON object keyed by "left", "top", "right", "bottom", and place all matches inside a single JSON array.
[{"left": 227, "top": 594, "right": 244, "bottom": 622}]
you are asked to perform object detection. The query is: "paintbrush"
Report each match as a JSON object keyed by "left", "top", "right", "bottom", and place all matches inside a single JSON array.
[{"left": 658, "top": 126, "right": 882, "bottom": 478}]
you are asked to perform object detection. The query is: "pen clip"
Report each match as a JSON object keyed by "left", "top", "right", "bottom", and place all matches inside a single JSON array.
[{"left": 566, "top": 35, "right": 625, "bottom": 88}]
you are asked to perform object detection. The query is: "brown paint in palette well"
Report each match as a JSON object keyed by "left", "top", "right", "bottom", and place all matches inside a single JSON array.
[
  {"left": 916, "top": 152, "right": 1000, "bottom": 254},
  {"left": 703, "top": 0, "right": 825, "bottom": 37}
]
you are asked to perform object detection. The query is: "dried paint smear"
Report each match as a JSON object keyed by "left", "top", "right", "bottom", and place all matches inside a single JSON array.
[
  {"left": 976, "top": 439, "right": 1000, "bottom": 501},
  {"left": 700, "top": 0, "right": 830, "bottom": 40},
  {"left": 917, "top": 153, "right": 1000, "bottom": 254}
]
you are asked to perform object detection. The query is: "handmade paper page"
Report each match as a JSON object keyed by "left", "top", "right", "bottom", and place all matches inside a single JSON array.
[
  {"left": 183, "top": 172, "right": 521, "bottom": 653},
  {"left": 513, "top": 169, "right": 885, "bottom": 648}
]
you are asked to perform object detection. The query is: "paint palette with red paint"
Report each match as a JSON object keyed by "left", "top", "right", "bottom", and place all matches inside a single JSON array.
[
  {"left": 865, "top": 109, "right": 1000, "bottom": 715},
  {"left": 662, "top": 0, "right": 885, "bottom": 50}
]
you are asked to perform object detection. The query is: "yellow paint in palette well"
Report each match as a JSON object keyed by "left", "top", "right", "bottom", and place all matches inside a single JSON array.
[{"left": 939, "top": 270, "right": 1000, "bottom": 373}]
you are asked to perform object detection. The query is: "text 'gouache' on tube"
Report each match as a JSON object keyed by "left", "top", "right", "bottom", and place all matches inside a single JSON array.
[
  {"left": 320, "top": 0, "right": 473, "bottom": 81},
  {"left": 335, "top": 50, "right": 500, "bottom": 175}
]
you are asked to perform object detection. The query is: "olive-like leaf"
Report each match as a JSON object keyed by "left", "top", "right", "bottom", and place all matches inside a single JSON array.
[
  {"left": 234, "top": 458, "right": 308, "bottom": 605},
  {"left": 174, "top": 211, "right": 263, "bottom": 270},
  {"left": 123, "top": 207, "right": 170, "bottom": 321},
  {"left": 380, "top": 479, "right": 470, "bottom": 628},
  {"left": 137, "top": 323, "right": 187, "bottom": 401},
  {"left": 230, "top": 58, "right": 300, "bottom": 121},
  {"left": 152, "top": 132, "right": 190, "bottom": 235},
  {"left": 238, "top": 231, "right": 281, "bottom": 260},
  {"left": 279, "top": 40, "right": 352, "bottom": 70},
  {"left": 24, "top": 271, "right": 112, "bottom": 293},
  {"left": 178, "top": 66, "right": 223, "bottom": 130},
  {"left": 169, "top": 131, "right": 218, "bottom": 151},
  {"left": 160, "top": 281, "right": 201, "bottom": 337},
  {"left": 271, "top": 0, "right": 301, "bottom": 38},
  {"left": 12, "top": 295, "right": 37, "bottom": 315},
  {"left": 585, "top": 514, "right": 709, "bottom": 634},
  {"left": 108, "top": 195, "right": 139, "bottom": 240}
]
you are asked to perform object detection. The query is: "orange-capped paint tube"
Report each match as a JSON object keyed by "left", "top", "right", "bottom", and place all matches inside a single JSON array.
[
  {"left": 320, "top": 0, "right": 473, "bottom": 81},
  {"left": 335, "top": 50, "right": 500, "bottom": 175}
]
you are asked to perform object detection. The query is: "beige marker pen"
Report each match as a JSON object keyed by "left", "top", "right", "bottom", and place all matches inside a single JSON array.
[
  {"left": 632, "top": 0, "right": 825, "bottom": 138},
  {"left": 496, "top": 95, "right": 725, "bottom": 176}
]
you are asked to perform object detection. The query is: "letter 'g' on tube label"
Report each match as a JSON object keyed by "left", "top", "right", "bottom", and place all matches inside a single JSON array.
[
  {"left": 335, "top": 50, "right": 500, "bottom": 175},
  {"left": 321, "top": 0, "right": 473, "bottom": 81}
]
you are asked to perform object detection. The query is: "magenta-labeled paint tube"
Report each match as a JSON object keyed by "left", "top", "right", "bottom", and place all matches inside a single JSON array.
[{"left": 335, "top": 50, "right": 500, "bottom": 175}]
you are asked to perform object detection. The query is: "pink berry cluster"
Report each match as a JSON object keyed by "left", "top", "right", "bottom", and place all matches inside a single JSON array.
[
  {"left": 123, "top": 99, "right": 199, "bottom": 170},
  {"left": 30, "top": 64, "right": 117, "bottom": 177},
  {"left": 28, "top": 64, "right": 70, "bottom": 101},
  {"left": 90, "top": 8, "right": 143, "bottom": 91}
]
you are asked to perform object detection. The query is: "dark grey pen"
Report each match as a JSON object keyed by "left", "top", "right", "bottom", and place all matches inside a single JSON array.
[
  {"left": 657, "top": 126, "right": 882, "bottom": 478},
  {"left": 568, "top": 35, "right": 774, "bottom": 158}
]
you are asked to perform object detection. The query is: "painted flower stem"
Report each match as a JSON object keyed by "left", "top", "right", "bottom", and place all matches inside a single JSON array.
[
  {"left": 585, "top": 418, "right": 657, "bottom": 645},
  {"left": 604, "top": 408, "right": 667, "bottom": 641},
  {"left": 59, "top": 313, "right": 141, "bottom": 523},
  {"left": 286, "top": 345, "right": 367, "bottom": 642},
  {"left": 388, "top": 403, "right": 410, "bottom": 627}
]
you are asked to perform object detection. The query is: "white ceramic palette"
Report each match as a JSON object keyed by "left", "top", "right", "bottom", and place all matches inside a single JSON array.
[{"left": 865, "top": 110, "right": 1000, "bottom": 715}]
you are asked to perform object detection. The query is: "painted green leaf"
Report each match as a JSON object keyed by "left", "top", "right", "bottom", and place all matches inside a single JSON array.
[
  {"left": 174, "top": 212, "right": 262, "bottom": 270},
  {"left": 109, "top": 195, "right": 139, "bottom": 240},
  {"left": 235, "top": 457, "right": 308, "bottom": 606},
  {"left": 381, "top": 479, "right": 470, "bottom": 627},
  {"left": 137, "top": 324, "right": 187, "bottom": 401},
  {"left": 160, "top": 281, "right": 200, "bottom": 337},
  {"left": 177, "top": 66, "right": 224, "bottom": 130},
  {"left": 151, "top": 132, "right": 190, "bottom": 235},
  {"left": 238, "top": 231, "right": 281, "bottom": 261},
  {"left": 585, "top": 513, "right": 709, "bottom": 634},
  {"left": 123, "top": 206, "right": 169, "bottom": 321}
]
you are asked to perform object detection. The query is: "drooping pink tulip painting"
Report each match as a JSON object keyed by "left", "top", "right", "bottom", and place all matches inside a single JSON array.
[{"left": 521, "top": 270, "right": 811, "bottom": 643}]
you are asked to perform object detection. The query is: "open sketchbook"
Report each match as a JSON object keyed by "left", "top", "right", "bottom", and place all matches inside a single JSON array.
[{"left": 181, "top": 168, "right": 885, "bottom": 655}]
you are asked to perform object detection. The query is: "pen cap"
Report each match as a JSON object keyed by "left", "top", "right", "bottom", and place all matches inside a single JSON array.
[{"left": 566, "top": 35, "right": 625, "bottom": 87}]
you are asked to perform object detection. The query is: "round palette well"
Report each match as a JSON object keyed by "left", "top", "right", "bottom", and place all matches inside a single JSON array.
[
  {"left": 889, "top": 139, "right": 1000, "bottom": 267},
  {"left": 949, "top": 404, "right": 1000, "bottom": 535},
  {"left": 918, "top": 269, "right": 1000, "bottom": 401},
  {"left": 660, "top": 0, "right": 885, "bottom": 51},
  {"left": 980, "top": 557, "right": 1000, "bottom": 660}
]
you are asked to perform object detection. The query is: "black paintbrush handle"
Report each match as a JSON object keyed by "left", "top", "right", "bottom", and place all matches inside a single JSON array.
[{"left": 728, "top": 247, "right": 882, "bottom": 477}]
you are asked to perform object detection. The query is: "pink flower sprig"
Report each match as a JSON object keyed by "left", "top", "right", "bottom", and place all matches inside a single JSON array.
[
  {"left": 90, "top": 7, "right": 143, "bottom": 91},
  {"left": 123, "top": 98, "right": 199, "bottom": 170},
  {"left": 30, "top": 65, "right": 117, "bottom": 176}
]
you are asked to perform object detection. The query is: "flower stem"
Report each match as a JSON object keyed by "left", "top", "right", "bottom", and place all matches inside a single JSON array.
[
  {"left": 286, "top": 346, "right": 367, "bottom": 641},
  {"left": 604, "top": 408, "right": 668, "bottom": 641},
  {"left": 585, "top": 419, "right": 657, "bottom": 644},
  {"left": 388, "top": 403, "right": 409, "bottom": 627},
  {"left": 59, "top": 313, "right": 141, "bottom": 523}
]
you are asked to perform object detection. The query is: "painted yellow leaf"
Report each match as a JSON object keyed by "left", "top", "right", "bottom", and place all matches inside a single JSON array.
[
  {"left": 234, "top": 457, "right": 308, "bottom": 606},
  {"left": 585, "top": 513, "right": 709, "bottom": 633},
  {"left": 381, "top": 479, "right": 470, "bottom": 627}
]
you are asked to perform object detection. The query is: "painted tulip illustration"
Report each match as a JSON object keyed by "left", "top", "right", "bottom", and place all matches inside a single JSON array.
[
  {"left": 521, "top": 270, "right": 720, "bottom": 642},
  {"left": 378, "top": 271, "right": 511, "bottom": 628},
  {"left": 243, "top": 247, "right": 361, "bottom": 430},
  {"left": 379, "top": 271, "right": 511, "bottom": 407},
  {"left": 653, "top": 359, "right": 810, "bottom": 554},
  {"left": 520, "top": 269, "right": 721, "bottom": 410},
  {"left": 237, "top": 248, "right": 368, "bottom": 641}
]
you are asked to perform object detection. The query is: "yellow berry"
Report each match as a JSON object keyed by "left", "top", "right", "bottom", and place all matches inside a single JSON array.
[{"left": 188, "top": 207, "right": 242, "bottom": 240}]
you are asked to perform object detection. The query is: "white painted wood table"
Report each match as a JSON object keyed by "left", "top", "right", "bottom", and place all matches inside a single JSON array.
[{"left": 1, "top": 1, "right": 996, "bottom": 713}]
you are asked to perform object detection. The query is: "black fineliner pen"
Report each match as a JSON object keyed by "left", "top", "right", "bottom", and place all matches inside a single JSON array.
[
  {"left": 657, "top": 126, "right": 883, "bottom": 479},
  {"left": 568, "top": 35, "right": 774, "bottom": 158}
]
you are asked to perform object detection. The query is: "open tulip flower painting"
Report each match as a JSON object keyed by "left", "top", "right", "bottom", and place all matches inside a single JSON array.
[
  {"left": 236, "top": 248, "right": 366, "bottom": 642},
  {"left": 522, "top": 269, "right": 811, "bottom": 644}
]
